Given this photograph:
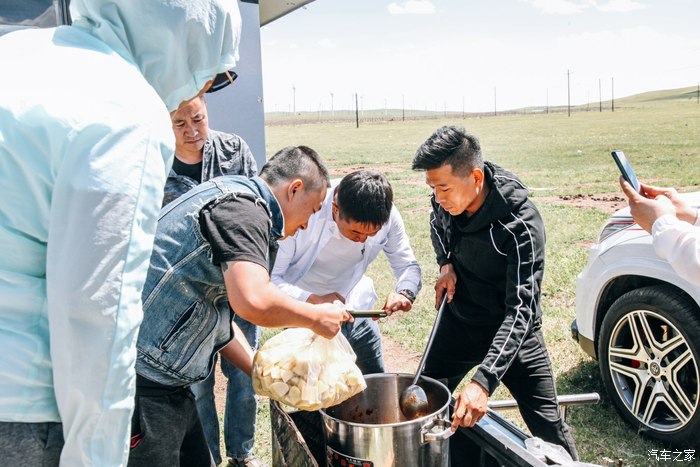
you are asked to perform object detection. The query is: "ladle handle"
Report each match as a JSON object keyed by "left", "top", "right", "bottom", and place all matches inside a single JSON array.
[{"left": 411, "top": 293, "right": 448, "bottom": 386}]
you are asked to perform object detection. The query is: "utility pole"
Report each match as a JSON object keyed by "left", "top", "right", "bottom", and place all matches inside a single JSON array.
[
  {"left": 330, "top": 92, "right": 334, "bottom": 117},
  {"left": 567, "top": 69, "right": 571, "bottom": 117},
  {"left": 292, "top": 84, "right": 296, "bottom": 115},
  {"left": 611, "top": 77, "right": 615, "bottom": 112},
  {"left": 599, "top": 78, "right": 602, "bottom": 112},
  {"left": 355, "top": 93, "right": 359, "bottom": 128},
  {"left": 402, "top": 94, "right": 405, "bottom": 122},
  {"left": 493, "top": 87, "right": 497, "bottom": 117}
]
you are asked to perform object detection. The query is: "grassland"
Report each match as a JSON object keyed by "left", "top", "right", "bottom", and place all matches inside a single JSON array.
[{"left": 243, "top": 87, "right": 700, "bottom": 466}]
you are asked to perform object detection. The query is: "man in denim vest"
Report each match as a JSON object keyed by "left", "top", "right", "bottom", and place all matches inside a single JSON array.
[{"left": 127, "top": 146, "right": 350, "bottom": 467}]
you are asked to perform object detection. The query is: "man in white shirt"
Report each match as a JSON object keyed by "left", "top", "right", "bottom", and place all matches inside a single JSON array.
[{"left": 271, "top": 170, "right": 421, "bottom": 373}]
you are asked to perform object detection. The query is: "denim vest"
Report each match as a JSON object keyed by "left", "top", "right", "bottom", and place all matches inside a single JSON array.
[{"left": 136, "top": 175, "right": 283, "bottom": 387}]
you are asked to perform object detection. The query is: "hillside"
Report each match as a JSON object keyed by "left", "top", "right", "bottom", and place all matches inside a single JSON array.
[
  {"left": 614, "top": 85, "right": 699, "bottom": 104},
  {"left": 265, "top": 85, "right": 700, "bottom": 123}
]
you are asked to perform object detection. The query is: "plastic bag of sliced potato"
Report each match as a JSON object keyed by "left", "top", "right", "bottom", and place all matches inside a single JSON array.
[{"left": 251, "top": 327, "right": 366, "bottom": 411}]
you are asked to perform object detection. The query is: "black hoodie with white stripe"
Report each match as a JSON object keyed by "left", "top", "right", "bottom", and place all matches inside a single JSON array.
[{"left": 429, "top": 161, "right": 545, "bottom": 395}]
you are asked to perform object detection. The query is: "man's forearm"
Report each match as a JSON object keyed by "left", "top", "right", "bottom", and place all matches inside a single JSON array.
[
  {"left": 231, "top": 281, "right": 318, "bottom": 329},
  {"left": 224, "top": 261, "right": 349, "bottom": 339},
  {"left": 220, "top": 320, "right": 254, "bottom": 375}
]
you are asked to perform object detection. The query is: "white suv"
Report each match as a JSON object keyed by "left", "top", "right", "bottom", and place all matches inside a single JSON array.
[{"left": 572, "top": 194, "right": 700, "bottom": 446}]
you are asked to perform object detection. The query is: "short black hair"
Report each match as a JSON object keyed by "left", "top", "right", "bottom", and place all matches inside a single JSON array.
[
  {"left": 260, "top": 146, "right": 330, "bottom": 193},
  {"left": 337, "top": 170, "right": 393, "bottom": 227},
  {"left": 411, "top": 125, "right": 483, "bottom": 176}
]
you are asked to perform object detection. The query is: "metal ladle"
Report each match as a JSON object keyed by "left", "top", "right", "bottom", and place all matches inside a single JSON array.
[{"left": 399, "top": 294, "right": 448, "bottom": 420}]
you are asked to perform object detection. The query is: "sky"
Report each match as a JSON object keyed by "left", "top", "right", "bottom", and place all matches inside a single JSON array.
[{"left": 259, "top": 0, "right": 700, "bottom": 114}]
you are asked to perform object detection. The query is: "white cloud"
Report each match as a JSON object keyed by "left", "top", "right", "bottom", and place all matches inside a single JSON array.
[
  {"left": 318, "top": 38, "right": 336, "bottom": 49},
  {"left": 523, "top": 0, "right": 648, "bottom": 15},
  {"left": 387, "top": 1, "right": 435, "bottom": 15},
  {"left": 595, "top": 0, "right": 647, "bottom": 12},
  {"left": 524, "top": 0, "right": 590, "bottom": 15}
]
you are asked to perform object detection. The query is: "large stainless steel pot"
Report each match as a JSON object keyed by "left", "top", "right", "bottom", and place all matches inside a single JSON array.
[{"left": 320, "top": 373, "right": 454, "bottom": 466}]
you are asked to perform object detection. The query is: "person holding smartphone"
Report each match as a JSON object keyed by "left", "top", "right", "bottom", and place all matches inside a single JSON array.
[{"left": 620, "top": 178, "right": 700, "bottom": 286}]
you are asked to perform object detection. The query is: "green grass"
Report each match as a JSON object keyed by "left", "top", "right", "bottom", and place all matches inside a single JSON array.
[{"left": 237, "top": 93, "right": 700, "bottom": 466}]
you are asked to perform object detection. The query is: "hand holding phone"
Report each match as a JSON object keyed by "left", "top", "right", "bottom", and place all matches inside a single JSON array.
[{"left": 611, "top": 150, "right": 642, "bottom": 194}]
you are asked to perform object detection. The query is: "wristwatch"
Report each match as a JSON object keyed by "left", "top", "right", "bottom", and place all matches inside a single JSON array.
[{"left": 397, "top": 289, "right": 416, "bottom": 303}]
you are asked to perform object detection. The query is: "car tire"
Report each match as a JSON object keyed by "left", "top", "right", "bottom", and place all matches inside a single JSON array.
[{"left": 599, "top": 284, "right": 700, "bottom": 446}]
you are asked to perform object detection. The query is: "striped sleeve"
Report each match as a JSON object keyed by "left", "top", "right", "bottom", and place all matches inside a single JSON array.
[{"left": 471, "top": 212, "right": 543, "bottom": 394}]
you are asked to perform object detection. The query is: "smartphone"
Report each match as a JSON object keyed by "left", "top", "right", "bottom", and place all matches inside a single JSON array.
[{"left": 611, "top": 150, "right": 642, "bottom": 194}]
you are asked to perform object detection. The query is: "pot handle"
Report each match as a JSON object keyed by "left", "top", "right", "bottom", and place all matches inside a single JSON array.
[{"left": 420, "top": 418, "right": 455, "bottom": 443}]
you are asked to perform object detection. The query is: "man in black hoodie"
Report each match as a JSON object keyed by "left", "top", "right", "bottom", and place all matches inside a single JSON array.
[{"left": 412, "top": 125, "right": 578, "bottom": 459}]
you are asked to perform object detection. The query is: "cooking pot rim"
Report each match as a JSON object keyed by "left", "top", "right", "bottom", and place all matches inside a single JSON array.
[{"left": 319, "top": 372, "right": 451, "bottom": 428}]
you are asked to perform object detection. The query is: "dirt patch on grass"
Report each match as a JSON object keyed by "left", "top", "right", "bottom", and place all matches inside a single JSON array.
[
  {"left": 381, "top": 334, "right": 422, "bottom": 374},
  {"left": 329, "top": 164, "right": 403, "bottom": 176},
  {"left": 536, "top": 192, "right": 627, "bottom": 214},
  {"left": 535, "top": 184, "right": 700, "bottom": 215}
]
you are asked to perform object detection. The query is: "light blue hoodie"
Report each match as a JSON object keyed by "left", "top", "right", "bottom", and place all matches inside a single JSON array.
[{"left": 0, "top": 1, "right": 241, "bottom": 465}]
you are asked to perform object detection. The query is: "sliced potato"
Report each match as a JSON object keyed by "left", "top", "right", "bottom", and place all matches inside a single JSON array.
[
  {"left": 269, "top": 381, "right": 289, "bottom": 399},
  {"left": 287, "top": 386, "right": 301, "bottom": 405},
  {"left": 251, "top": 328, "right": 367, "bottom": 410}
]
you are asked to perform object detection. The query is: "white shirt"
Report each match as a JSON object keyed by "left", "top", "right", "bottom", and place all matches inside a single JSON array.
[
  {"left": 296, "top": 222, "right": 365, "bottom": 298},
  {"left": 271, "top": 183, "right": 422, "bottom": 310},
  {"left": 652, "top": 213, "right": 700, "bottom": 287}
]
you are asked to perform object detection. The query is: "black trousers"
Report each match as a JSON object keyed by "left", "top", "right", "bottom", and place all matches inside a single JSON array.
[
  {"left": 422, "top": 310, "right": 579, "bottom": 461},
  {"left": 127, "top": 376, "right": 215, "bottom": 467}
]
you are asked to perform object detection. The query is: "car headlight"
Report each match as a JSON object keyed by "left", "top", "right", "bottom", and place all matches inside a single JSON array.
[{"left": 597, "top": 217, "right": 635, "bottom": 243}]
